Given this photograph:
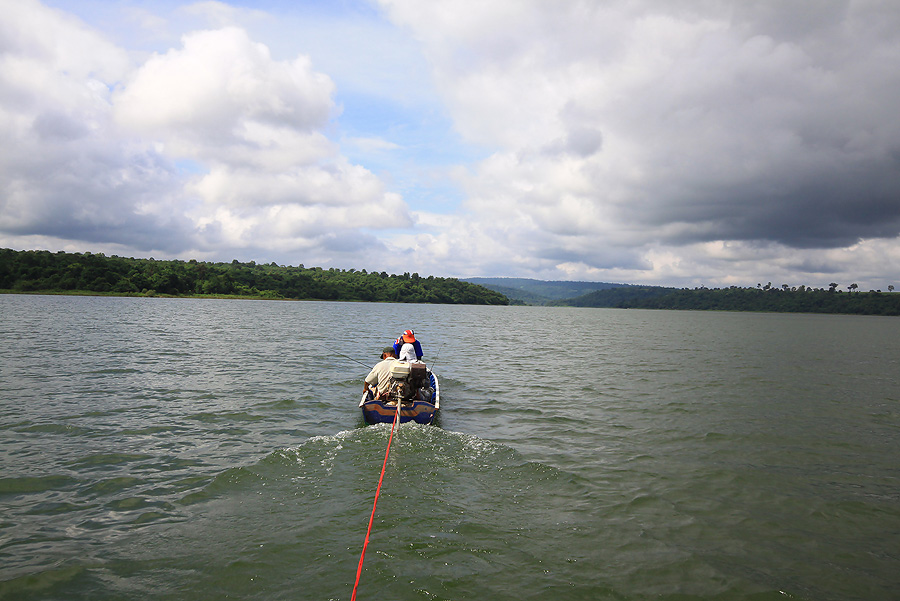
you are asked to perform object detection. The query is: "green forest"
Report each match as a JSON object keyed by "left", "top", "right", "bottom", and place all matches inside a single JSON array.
[
  {"left": 0, "top": 248, "right": 509, "bottom": 305},
  {"left": 553, "top": 284, "right": 900, "bottom": 316}
]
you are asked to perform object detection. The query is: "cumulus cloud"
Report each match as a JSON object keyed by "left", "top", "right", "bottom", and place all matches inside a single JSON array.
[
  {"left": 114, "top": 27, "right": 334, "bottom": 149},
  {"left": 111, "top": 24, "right": 413, "bottom": 245},
  {"left": 1, "top": 1, "right": 413, "bottom": 264},
  {"left": 0, "top": 0, "right": 191, "bottom": 252}
]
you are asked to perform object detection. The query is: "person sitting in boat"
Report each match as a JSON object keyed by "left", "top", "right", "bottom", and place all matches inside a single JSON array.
[
  {"left": 363, "top": 347, "right": 398, "bottom": 399},
  {"left": 392, "top": 329, "right": 424, "bottom": 362}
]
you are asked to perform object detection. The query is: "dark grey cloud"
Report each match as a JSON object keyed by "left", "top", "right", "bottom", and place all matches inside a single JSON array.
[
  {"left": 584, "top": 0, "right": 900, "bottom": 252},
  {"left": 392, "top": 0, "right": 900, "bottom": 286},
  {"left": 1, "top": 144, "right": 196, "bottom": 254},
  {"left": 632, "top": 154, "right": 900, "bottom": 249}
]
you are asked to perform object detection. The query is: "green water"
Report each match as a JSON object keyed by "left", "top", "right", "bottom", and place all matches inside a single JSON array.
[{"left": 1, "top": 294, "right": 898, "bottom": 600}]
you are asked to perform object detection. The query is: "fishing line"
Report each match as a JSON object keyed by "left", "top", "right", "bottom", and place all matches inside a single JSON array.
[{"left": 351, "top": 400, "right": 402, "bottom": 600}]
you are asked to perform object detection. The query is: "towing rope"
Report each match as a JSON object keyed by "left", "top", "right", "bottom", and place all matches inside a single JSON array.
[{"left": 351, "top": 400, "right": 402, "bottom": 600}]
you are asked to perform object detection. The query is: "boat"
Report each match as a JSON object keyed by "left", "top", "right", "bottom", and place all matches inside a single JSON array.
[{"left": 359, "top": 362, "right": 440, "bottom": 425}]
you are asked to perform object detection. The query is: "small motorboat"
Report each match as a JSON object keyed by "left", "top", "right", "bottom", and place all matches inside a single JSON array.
[{"left": 359, "top": 362, "right": 440, "bottom": 425}]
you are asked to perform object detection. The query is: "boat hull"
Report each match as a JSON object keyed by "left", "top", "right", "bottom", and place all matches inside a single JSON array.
[
  {"left": 359, "top": 371, "right": 440, "bottom": 425},
  {"left": 360, "top": 398, "right": 438, "bottom": 425}
]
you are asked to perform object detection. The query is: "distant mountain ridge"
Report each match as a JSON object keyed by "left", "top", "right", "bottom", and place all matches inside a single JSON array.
[
  {"left": 463, "top": 277, "right": 651, "bottom": 305},
  {"left": 466, "top": 276, "right": 900, "bottom": 315}
]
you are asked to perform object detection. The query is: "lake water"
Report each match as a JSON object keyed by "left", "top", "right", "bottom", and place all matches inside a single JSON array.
[{"left": 1, "top": 294, "right": 898, "bottom": 600}]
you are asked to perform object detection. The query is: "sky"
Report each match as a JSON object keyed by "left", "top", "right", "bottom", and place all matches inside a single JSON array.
[{"left": 2, "top": 0, "right": 900, "bottom": 290}]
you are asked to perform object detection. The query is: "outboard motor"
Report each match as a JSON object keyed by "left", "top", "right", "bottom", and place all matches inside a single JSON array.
[
  {"left": 385, "top": 361, "right": 433, "bottom": 405},
  {"left": 386, "top": 361, "right": 414, "bottom": 405}
]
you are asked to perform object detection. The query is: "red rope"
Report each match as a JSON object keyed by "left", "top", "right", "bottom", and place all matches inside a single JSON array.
[{"left": 351, "top": 402, "right": 402, "bottom": 600}]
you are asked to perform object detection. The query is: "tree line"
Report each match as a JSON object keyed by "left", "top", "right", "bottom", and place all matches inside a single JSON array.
[
  {"left": 554, "top": 284, "right": 900, "bottom": 316},
  {"left": 0, "top": 248, "right": 510, "bottom": 305}
]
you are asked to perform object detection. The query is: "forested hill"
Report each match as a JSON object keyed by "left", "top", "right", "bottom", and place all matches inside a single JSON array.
[
  {"left": 554, "top": 285, "right": 900, "bottom": 316},
  {"left": 0, "top": 248, "right": 509, "bottom": 305},
  {"left": 463, "top": 277, "right": 642, "bottom": 305}
]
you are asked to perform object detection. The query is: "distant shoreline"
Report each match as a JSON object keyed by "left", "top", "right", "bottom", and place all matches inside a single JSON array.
[
  {"left": 5, "top": 288, "right": 900, "bottom": 317},
  {"left": 0, "top": 248, "right": 509, "bottom": 306},
  {"left": 0, "top": 289, "right": 457, "bottom": 304}
]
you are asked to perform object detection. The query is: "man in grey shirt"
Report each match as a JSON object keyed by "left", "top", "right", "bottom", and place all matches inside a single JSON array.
[{"left": 364, "top": 347, "right": 398, "bottom": 398}]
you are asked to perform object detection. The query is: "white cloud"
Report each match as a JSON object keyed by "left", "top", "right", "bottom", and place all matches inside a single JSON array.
[
  {"left": 114, "top": 27, "right": 335, "bottom": 149},
  {"left": 1, "top": 1, "right": 416, "bottom": 266}
]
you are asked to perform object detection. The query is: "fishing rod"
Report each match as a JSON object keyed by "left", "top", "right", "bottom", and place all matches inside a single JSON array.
[
  {"left": 427, "top": 341, "right": 445, "bottom": 374},
  {"left": 336, "top": 352, "right": 373, "bottom": 371}
]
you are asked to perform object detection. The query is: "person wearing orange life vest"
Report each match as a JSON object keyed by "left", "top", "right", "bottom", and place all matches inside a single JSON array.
[{"left": 392, "top": 329, "right": 424, "bottom": 362}]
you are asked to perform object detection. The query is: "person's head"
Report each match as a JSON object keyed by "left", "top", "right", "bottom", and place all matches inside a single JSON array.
[
  {"left": 381, "top": 347, "right": 397, "bottom": 360},
  {"left": 400, "top": 329, "right": 416, "bottom": 343}
]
